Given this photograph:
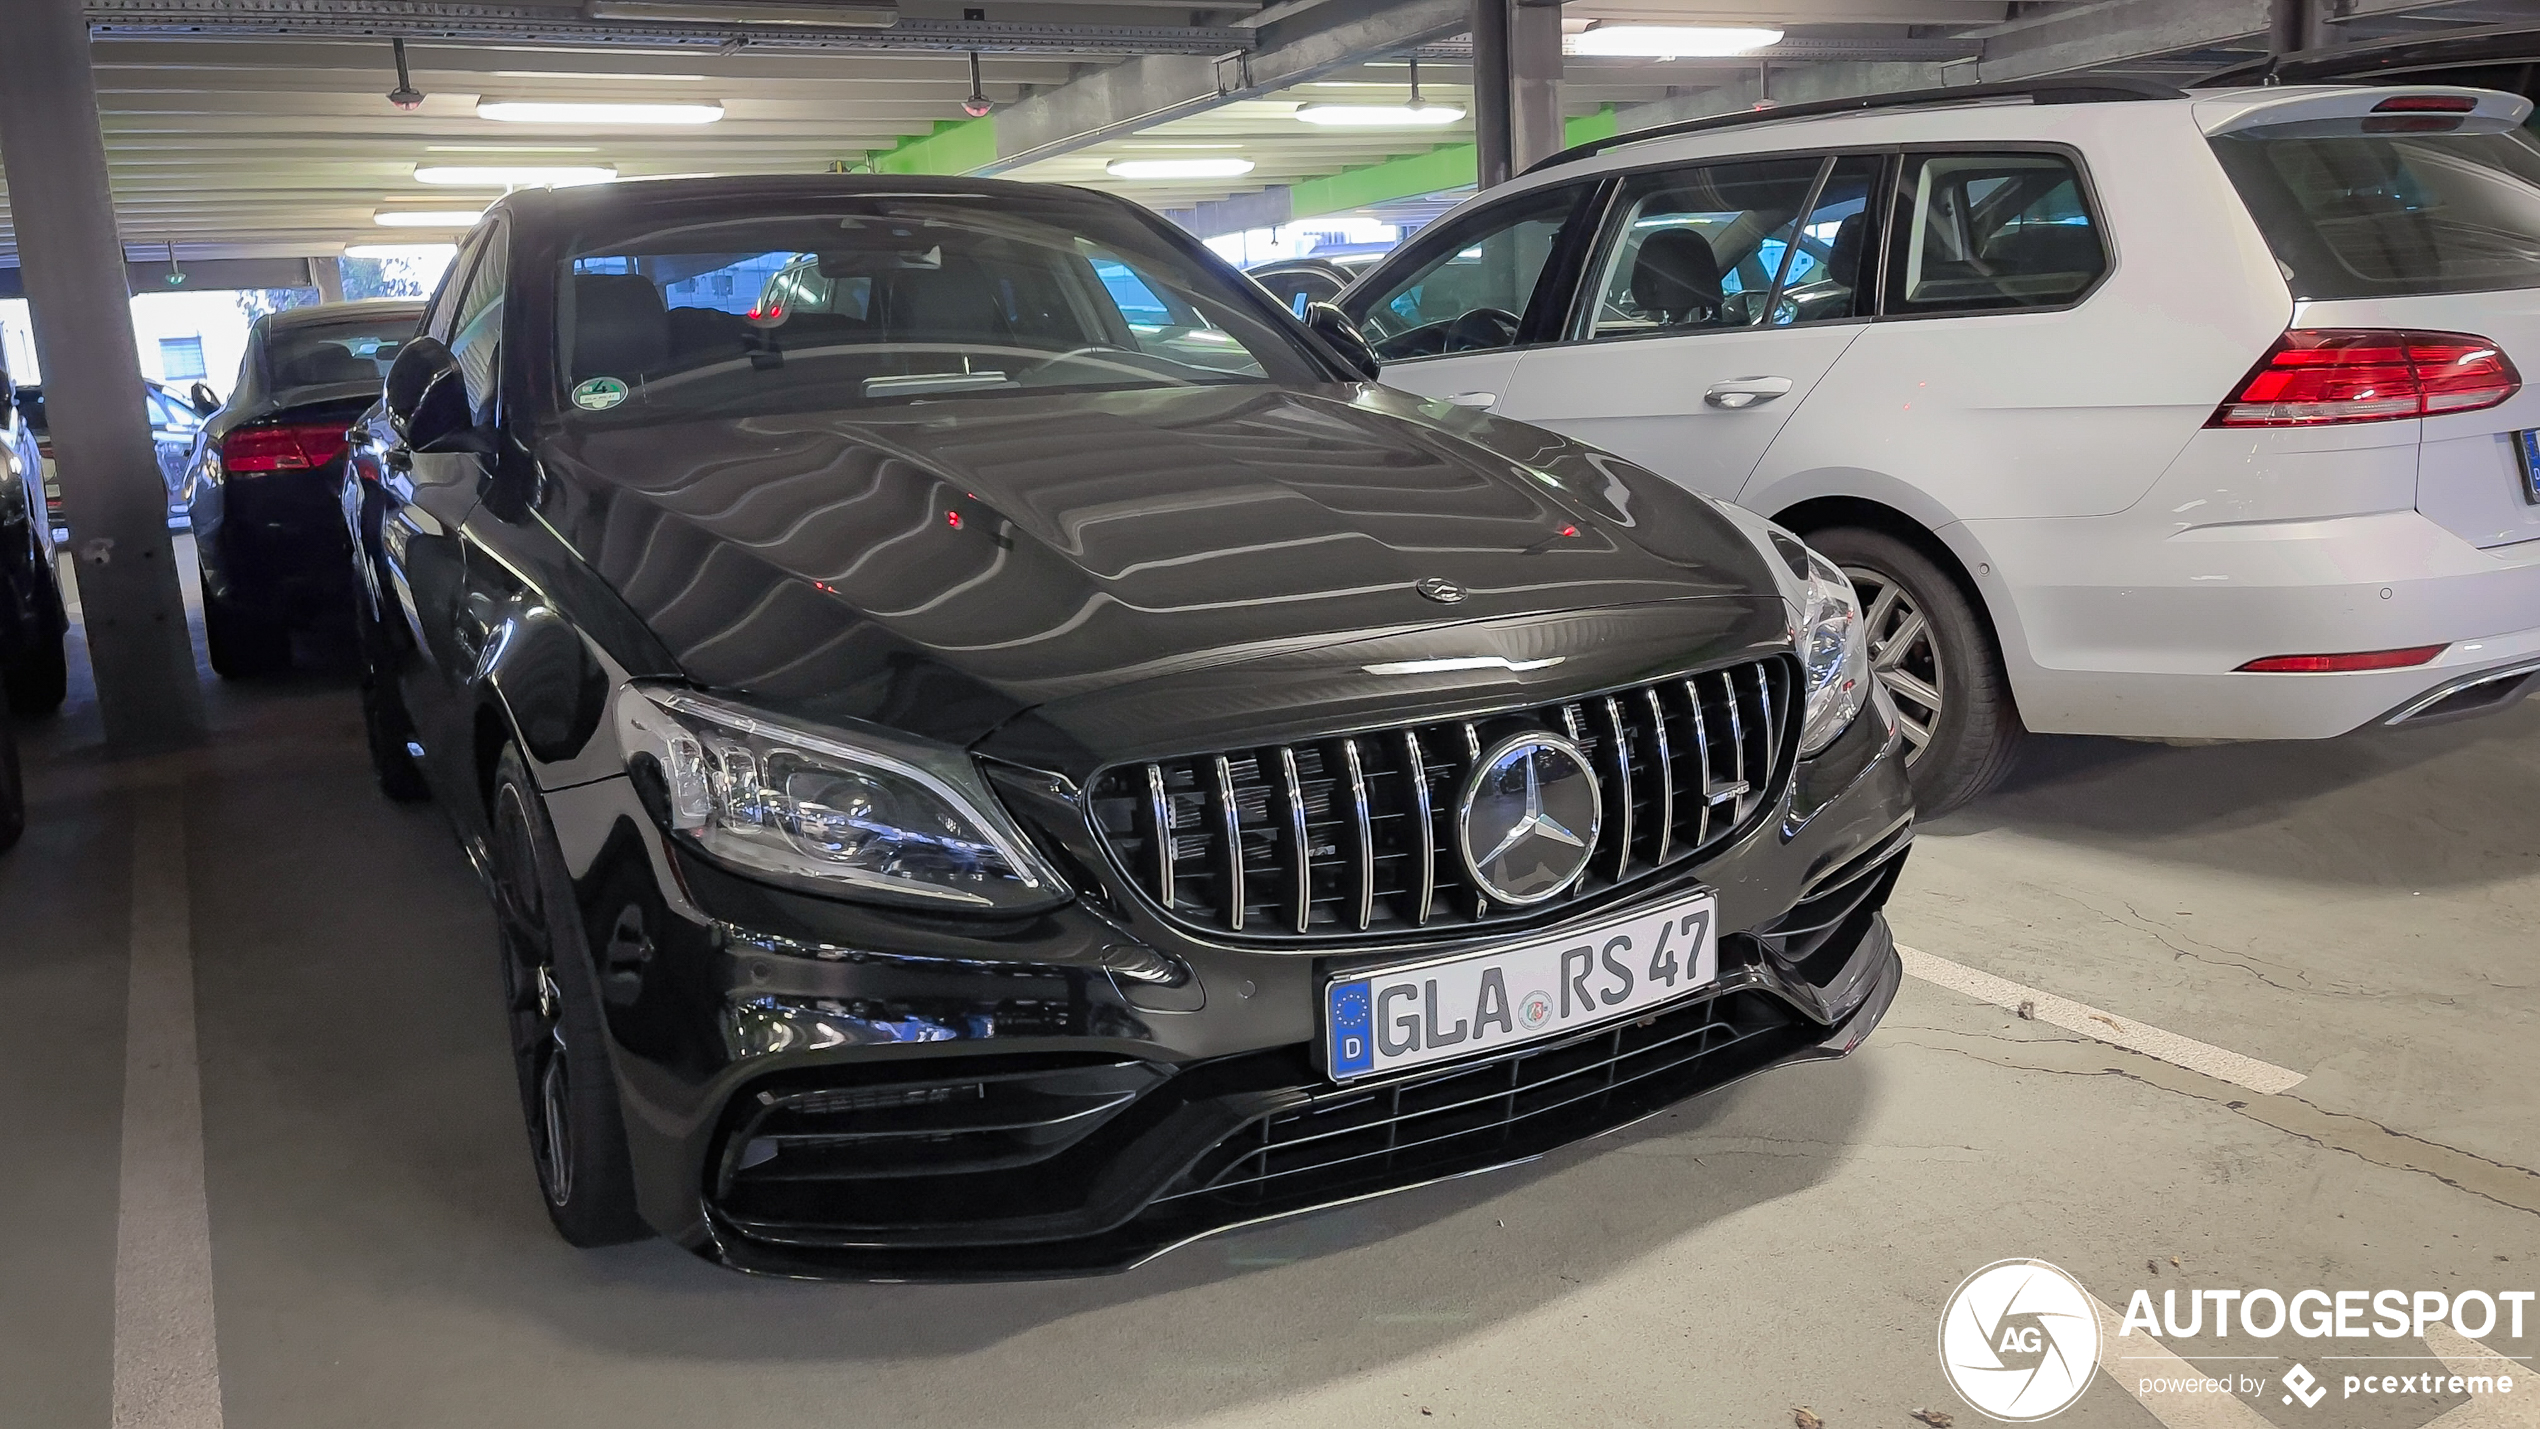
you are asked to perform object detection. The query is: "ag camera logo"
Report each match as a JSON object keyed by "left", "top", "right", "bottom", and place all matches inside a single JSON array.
[{"left": 1939, "top": 1259, "right": 2103, "bottom": 1422}]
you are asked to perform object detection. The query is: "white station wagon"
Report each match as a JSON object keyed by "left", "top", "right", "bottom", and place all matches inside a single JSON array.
[{"left": 1339, "top": 79, "right": 2540, "bottom": 812}]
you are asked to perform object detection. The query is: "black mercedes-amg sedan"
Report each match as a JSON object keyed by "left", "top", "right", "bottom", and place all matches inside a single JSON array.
[{"left": 349, "top": 175, "right": 1912, "bottom": 1279}]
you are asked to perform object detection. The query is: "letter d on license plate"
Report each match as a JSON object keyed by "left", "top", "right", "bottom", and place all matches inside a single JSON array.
[{"left": 1325, "top": 892, "right": 1717, "bottom": 1081}]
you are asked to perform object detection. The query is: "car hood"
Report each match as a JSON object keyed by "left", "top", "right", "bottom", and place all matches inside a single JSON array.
[{"left": 535, "top": 381, "right": 1786, "bottom": 751}]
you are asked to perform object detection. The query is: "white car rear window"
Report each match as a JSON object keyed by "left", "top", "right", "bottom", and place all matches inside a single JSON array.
[{"left": 2213, "top": 127, "right": 2540, "bottom": 299}]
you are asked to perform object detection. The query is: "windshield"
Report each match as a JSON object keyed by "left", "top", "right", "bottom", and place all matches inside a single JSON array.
[
  {"left": 266, "top": 315, "right": 415, "bottom": 395},
  {"left": 2213, "top": 125, "right": 2540, "bottom": 299},
  {"left": 555, "top": 196, "right": 1327, "bottom": 422}
]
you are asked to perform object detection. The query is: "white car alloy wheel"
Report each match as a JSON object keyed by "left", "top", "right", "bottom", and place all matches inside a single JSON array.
[{"left": 1843, "top": 564, "right": 1944, "bottom": 763}]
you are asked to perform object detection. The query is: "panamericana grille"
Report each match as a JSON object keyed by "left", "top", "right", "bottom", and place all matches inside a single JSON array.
[
  {"left": 1156, "top": 989, "right": 1802, "bottom": 1213},
  {"left": 1088, "top": 658, "right": 1795, "bottom": 940}
]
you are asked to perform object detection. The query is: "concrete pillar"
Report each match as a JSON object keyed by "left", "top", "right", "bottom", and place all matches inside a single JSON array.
[
  {"left": 1510, "top": 0, "right": 1564, "bottom": 175},
  {"left": 1470, "top": 0, "right": 1513, "bottom": 190},
  {"left": 311, "top": 257, "right": 345, "bottom": 303},
  {"left": 2269, "top": 0, "right": 2327, "bottom": 56},
  {"left": 0, "top": 0, "right": 204, "bottom": 751}
]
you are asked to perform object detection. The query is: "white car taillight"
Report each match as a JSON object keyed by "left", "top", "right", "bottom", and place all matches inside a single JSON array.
[{"left": 2208, "top": 329, "right": 2520, "bottom": 427}]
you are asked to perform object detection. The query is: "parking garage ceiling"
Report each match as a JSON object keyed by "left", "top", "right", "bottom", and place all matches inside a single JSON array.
[{"left": 0, "top": 0, "right": 2534, "bottom": 262}]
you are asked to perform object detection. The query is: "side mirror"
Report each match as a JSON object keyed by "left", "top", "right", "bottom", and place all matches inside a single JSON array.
[
  {"left": 384, "top": 336, "right": 492, "bottom": 454},
  {"left": 1305, "top": 302, "right": 1382, "bottom": 382},
  {"left": 188, "top": 381, "right": 220, "bottom": 418}
]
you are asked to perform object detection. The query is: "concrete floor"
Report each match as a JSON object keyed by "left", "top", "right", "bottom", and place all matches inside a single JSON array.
[{"left": 2, "top": 544, "right": 2533, "bottom": 1429}]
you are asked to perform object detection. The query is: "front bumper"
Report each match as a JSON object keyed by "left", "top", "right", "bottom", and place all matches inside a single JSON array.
[{"left": 538, "top": 688, "right": 1911, "bottom": 1280}]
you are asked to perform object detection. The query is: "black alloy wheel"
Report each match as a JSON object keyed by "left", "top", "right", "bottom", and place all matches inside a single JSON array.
[
  {"left": 1803, "top": 526, "right": 2025, "bottom": 817},
  {"left": 487, "top": 744, "right": 647, "bottom": 1246}
]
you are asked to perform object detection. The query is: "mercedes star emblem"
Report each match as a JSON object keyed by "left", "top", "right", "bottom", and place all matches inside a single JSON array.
[
  {"left": 1414, "top": 577, "right": 1467, "bottom": 604},
  {"left": 1455, "top": 733, "right": 1601, "bottom": 905}
]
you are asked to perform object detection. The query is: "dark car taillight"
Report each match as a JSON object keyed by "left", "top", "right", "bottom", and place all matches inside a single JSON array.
[
  {"left": 221, "top": 422, "right": 348, "bottom": 475},
  {"left": 2209, "top": 329, "right": 2520, "bottom": 428}
]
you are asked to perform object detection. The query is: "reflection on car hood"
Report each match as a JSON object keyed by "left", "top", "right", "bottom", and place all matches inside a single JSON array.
[{"left": 535, "top": 382, "right": 1781, "bottom": 748}]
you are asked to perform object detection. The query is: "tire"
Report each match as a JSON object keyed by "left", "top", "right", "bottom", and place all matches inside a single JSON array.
[
  {"left": 3, "top": 632, "right": 66, "bottom": 716},
  {"left": 488, "top": 744, "right": 649, "bottom": 1247},
  {"left": 202, "top": 577, "right": 289, "bottom": 678},
  {"left": 354, "top": 606, "right": 430, "bottom": 803},
  {"left": 0, "top": 719, "right": 23, "bottom": 854},
  {"left": 1804, "top": 526, "right": 2025, "bottom": 817}
]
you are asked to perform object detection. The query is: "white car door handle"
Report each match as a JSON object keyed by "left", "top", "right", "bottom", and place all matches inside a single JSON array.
[
  {"left": 1703, "top": 376, "right": 1795, "bottom": 410},
  {"left": 1444, "top": 390, "right": 1499, "bottom": 408}
]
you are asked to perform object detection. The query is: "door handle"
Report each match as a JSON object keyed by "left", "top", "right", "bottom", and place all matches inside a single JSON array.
[
  {"left": 1444, "top": 391, "right": 1499, "bottom": 409},
  {"left": 1702, "top": 376, "right": 1795, "bottom": 410}
]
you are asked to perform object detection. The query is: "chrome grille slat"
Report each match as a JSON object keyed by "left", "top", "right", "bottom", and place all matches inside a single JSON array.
[
  {"left": 1404, "top": 729, "right": 1435, "bottom": 926},
  {"left": 1089, "top": 657, "right": 1794, "bottom": 941},
  {"left": 1339, "top": 738, "right": 1375, "bottom": 932},
  {"left": 1277, "top": 745, "right": 1310, "bottom": 935},
  {"left": 1600, "top": 695, "right": 1632, "bottom": 882},
  {"left": 1642, "top": 686, "right": 1673, "bottom": 867},
  {"left": 1146, "top": 764, "right": 1173, "bottom": 911}
]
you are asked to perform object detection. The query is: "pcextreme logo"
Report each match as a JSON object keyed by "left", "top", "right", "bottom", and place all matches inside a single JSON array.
[{"left": 1938, "top": 1260, "right": 2104, "bottom": 1422}]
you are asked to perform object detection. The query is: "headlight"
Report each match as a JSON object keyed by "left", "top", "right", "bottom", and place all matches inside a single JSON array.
[
  {"left": 614, "top": 684, "right": 1068, "bottom": 911},
  {"left": 1795, "top": 547, "right": 1869, "bottom": 757}
]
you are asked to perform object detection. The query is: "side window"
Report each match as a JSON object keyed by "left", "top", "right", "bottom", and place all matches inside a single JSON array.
[
  {"left": 1580, "top": 156, "right": 1826, "bottom": 340},
  {"left": 1886, "top": 152, "right": 2105, "bottom": 315},
  {"left": 1350, "top": 183, "right": 1594, "bottom": 360},
  {"left": 1090, "top": 258, "right": 1172, "bottom": 328},
  {"left": 1773, "top": 156, "right": 1885, "bottom": 324},
  {"left": 421, "top": 229, "right": 488, "bottom": 344},
  {"left": 448, "top": 225, "right": 507, "bottom": 418}
]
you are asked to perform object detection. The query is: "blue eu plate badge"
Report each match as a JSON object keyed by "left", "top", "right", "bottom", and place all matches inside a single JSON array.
[
  {"left": 1328, "top": 980, "right": 1376, "bottom": 1076},
  {"left": 2520, "top": 430, "right": 2540, "bottom": 504}
]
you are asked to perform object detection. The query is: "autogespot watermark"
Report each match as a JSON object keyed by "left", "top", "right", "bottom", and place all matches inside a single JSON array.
[{"left": 1938, "top": 1264, "right": 2535, "bottom": 1422}]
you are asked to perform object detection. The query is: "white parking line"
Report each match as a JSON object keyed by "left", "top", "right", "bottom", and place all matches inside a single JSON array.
[
  {"left": 2090, "top": 1295, "right": 2277, "bottom": 1429},
  {"left": 2424, "top": 1324, "right": 2540, "bottom": 1428},
  {"left": 112, "top": 796, "right": 225, "bottom": 1429},
  {"left": 1897, "top": 945, "right": 2306, "bottom": 1097}
]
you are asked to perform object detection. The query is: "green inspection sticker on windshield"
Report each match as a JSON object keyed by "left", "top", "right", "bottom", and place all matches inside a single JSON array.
[{"left": 571, "top": 376, "right": 628, "bottom": 411}]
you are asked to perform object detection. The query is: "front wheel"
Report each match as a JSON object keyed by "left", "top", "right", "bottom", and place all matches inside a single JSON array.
[
  {"left": 488, "top": 744, "right": 648, "bottom": 1247},
  {"left": 1802, "top": 526, "right": 2024, "bottom": 816}
]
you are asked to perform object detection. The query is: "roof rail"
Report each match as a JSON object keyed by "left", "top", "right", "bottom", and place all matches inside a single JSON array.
[{"left": 1522, "top": 76, "right": 2189, "bottom": 176}]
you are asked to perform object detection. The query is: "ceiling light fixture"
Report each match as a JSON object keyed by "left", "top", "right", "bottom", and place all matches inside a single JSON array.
[
  {"left": 1295, "top": 56, "right": 1463, "bottom": 127},
  {"left": 1105, "top": 157, "right": 1256, "bottom": 179},
  {"left": 491, "top": 70, "right": 709, "bottom": 82},
  {"left": 426, "top": 145, "right": 605, "bottom": 153},
  {"left": 412, "top": 164, "right": 618, "bottom": 186},
  {"left": 373, "top": 209, "right": 487, "bottom": 228},
  {"left": 477, "top": 100, "right": 722, "bottom": 124},
  {"left": 582, "top": 0, "right": 899, "bottom": 27},
  {"left": 1567, "top": 24, "right": 1784, "bottom": 58}
]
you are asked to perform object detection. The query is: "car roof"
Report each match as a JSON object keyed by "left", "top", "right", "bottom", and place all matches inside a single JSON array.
[
  {"left": 262, "top": 298, "right": 426, "bottom": 331},
  {"left": 486, "top": 172, "right": 1143, "bottom": 230}
]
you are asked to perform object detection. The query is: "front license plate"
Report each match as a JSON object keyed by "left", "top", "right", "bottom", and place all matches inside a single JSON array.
[
  {"left": 1324, "top": 893, "right": 1718, "bottom": 1082},
  {"left": 2520, "top": 430, "right": 2540, "bottom": 505}
]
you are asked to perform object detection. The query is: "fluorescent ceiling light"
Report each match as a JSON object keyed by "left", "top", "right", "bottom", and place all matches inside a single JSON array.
[
  {"left": 492, "top": 70, "right": 708, "bottom": 81},
  {"left": 426, "top": 144, "right": 603, "bottom": 153},
  {"left": 373, "top": 209, "right": 486, "bottom": 228},
  {"left": 344, "top": 243, "right": 460, "bottom": 259},
  {"left": 583, "top": 0, "right": 898, "bottom": 27},
  {"left": 1294, "top": 102, "right": 1464, "bottom": 127},
  {"left": 478, "top": 100, "right": 722, "bottom": 125},
  {"left": 1569, "top": 24, "right": 1784, "bottom": 58},
  {"left": 1106, "top": 157, "right": 1255, "bottom": 179},
  {"left": 413, "top": 164, "right": 618, "bottom": 186}
]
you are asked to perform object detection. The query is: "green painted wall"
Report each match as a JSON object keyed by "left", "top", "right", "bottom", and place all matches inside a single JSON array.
[
  {"left": 1287, "top": 108, "right": 1618, "bottom": 221},
  {"left": 870, "top": 117, "right": 997, "bottom": 176}
]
